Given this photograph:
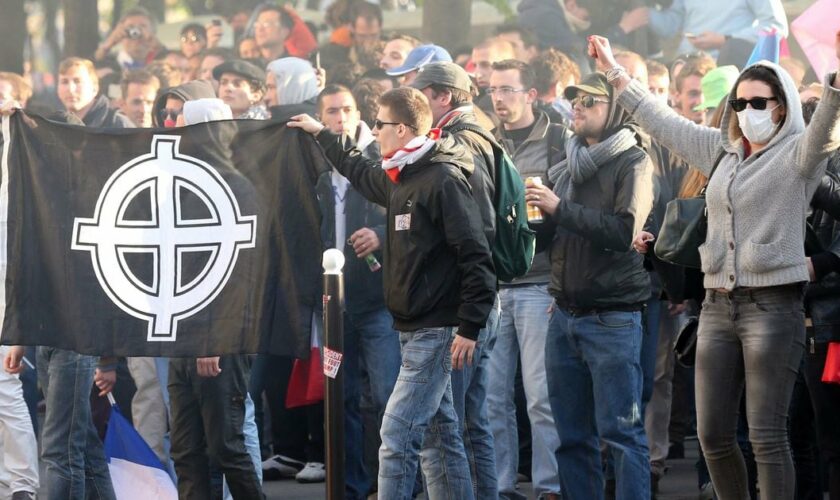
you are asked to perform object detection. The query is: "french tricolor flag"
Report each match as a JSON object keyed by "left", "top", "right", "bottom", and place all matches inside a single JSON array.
[{"left": 105, "top": 397, "right": 178, "bottom": 500}]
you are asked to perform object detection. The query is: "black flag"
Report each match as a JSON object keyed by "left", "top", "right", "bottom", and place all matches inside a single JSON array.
[{"left": 0, "top": 113, "right": 332, "bottom": 358}]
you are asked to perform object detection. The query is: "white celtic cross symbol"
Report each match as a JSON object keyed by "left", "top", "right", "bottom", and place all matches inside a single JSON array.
[{"left": 72, "top": 135, "right": 256, "bottom": 341}]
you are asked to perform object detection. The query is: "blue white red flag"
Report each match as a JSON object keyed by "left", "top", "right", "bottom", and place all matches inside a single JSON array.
[{"left": 105, "top": 403, "right": 177, "bottom": 500}]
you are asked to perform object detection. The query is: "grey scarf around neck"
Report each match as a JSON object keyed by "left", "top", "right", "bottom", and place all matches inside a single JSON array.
[{"left": 548, "top": 127, "right": 638, "bottom": 199}]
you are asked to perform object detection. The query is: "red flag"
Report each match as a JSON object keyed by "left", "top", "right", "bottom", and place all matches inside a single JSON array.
[
  {"left": 822, "top": 342, "right": 840, "bottom": 384},
  {"left": 285, "top": 347, "right": 325, "bottom": 408}
]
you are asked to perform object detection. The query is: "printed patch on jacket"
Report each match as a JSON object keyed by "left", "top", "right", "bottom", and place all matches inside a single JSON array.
[{"left": 395, "top": 214, "right": 411, "bottom": 231}]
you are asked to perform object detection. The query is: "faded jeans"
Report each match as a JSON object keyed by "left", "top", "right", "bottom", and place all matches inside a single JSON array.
[
  {"left": 37, "top": 347, "right": 116, "bottom": 500},
  {"left": 425, "top": 296, "right": 500, "bottom": 499},
  {"left": 487, "top": 284, "right": 560, "bottom": 498},
  {"left": 546, "top": 308, "right": 650, "bottom": 500},
  {"left": 696, "top": 285, "right": 805, "bottom": 500},
  {"left": 378, "top": 327, "right": 473, "bottom": 500}
]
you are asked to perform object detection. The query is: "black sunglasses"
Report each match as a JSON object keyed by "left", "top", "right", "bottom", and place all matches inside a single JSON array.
[
  {"left": 373, "top": 119, "right": 416, "bottom": 131},
  {"left": 159, "top": 108, "right": 182, "bottom": 121},
  {"left": 728, "top": 97, "right": 777, "bottom": 112},
  {"left": 572, "top": 95, "right": 609, "bottom": 109}
]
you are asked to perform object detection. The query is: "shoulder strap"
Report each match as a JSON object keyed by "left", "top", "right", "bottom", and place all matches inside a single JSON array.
[
  {"left": 703, "top": 148, "right": 728, "bottom": 190},
  {"left": 445, "top": 122, "right": 500, "bottom": 151},
  {"left": 546, "top": 123, "right": 567, "bottom": 170}
]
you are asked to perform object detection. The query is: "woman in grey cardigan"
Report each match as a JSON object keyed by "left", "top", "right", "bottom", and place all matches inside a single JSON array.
[{"left": 588, "top": 35, "right": 840, "bottom": 499}]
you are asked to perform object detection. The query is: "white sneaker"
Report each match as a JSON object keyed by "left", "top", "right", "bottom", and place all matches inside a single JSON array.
[
  {"left": 295, "top": 462, "right": 326, "bottom": 483},
  {"left": 261, "top": 454, "right": 305, "bottom": 480}
]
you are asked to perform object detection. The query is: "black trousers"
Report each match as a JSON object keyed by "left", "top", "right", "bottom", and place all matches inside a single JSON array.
[
  {"left": 169, "top": 355, "right": 263, "bottom": 500},
  {"left": 803, "top": 333, "right": 840, "bottom": 500}
]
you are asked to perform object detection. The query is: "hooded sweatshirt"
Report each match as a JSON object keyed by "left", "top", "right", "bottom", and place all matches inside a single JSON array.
[
  {"left": 153, "top": 80, "right": 217, "bottom": 127},
  {"left": 81, "top": 94, "right": 134, "bottom": 129},
  {"left": 547, "top": 74, "right": 654, "bottom": 309},
  {"left": 182, "top": 98, "right": 233, "bottom": 125},
  {"left": 265, "top": 57, "right": 319, "bottom": 107},
  {"left": 617, "top": 62, "right": 840, "bottom": 290}
]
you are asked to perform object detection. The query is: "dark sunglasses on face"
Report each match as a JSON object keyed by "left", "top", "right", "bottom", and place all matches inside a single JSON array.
[
  {"left": 160, "top": 108, "right": 181, "bottom": 121},
  {"left": 373, "top": 119, "right": 416, "bottom": 131},
  {"left": 728, "top": 96, "right": 777, "bottom": 112},
  {"left": 572, "top": 95, "right": 609, "bottom": 109}
]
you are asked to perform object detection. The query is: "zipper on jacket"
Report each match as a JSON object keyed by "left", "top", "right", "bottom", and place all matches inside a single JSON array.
[{"left": 810, "top": 337, "right": 815, "bottom": 354}]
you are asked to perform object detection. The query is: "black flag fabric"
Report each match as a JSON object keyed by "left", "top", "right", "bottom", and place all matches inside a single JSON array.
[{"left": 0, "top": 113, "right": 332, "bottom": 358}]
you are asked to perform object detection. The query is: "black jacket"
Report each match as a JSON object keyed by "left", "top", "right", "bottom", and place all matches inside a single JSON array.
[
  {"left": 805, "top": 151, "right": 840, "bottom": 343},
  {"left": 268, "top": 99, "right": 318, "bottom": 123},
  {"left": 548, "top": 75, "right": 654, "bottom": 310},
  {"left": 81, "top": 94, "right": 134, "bottom": 129},
  {"left": 549, "top": 144, "right": 654, "bottom": 309},
  {"left": 316, "top": 131, "right": 497, "bottom": 340},
  {"left": 440, "top": 109, "right": 496, "bottom": 244}
]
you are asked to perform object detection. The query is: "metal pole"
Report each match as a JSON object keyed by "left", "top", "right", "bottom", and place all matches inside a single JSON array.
[{"left": 322, "top": 249, "right": 345, "bottom": 500}]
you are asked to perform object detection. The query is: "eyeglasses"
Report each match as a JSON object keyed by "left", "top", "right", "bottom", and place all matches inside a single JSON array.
[
  {"left": 160, "top": 108, "right": 181, "bottom": 122},
  {"left": 728, "top": 97, "right": 777, "bottom": 112},
  {"left": 571, "top": 95, "right": 609, "bottom": 108},
  {"left": 180, "top": 34, "right": 204, "bottom": 43},
  {"left": 486, "top": 87, "right": 526, "bottom": 97},
  {"left": 254, "top": 21, "right": 281, "bottom": 29},
  {"left": 373, "top": 119, "right": 416, "bottom": 131}
]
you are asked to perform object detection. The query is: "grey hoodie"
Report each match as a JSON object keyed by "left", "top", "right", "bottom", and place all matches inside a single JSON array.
[{"left": 617, "top": 62, "right": 840, "bottom": 290}]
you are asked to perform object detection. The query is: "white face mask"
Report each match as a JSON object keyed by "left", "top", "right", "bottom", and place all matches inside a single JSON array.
[{"left": 736, "top": 105, "right": 780, "bottom": 145}]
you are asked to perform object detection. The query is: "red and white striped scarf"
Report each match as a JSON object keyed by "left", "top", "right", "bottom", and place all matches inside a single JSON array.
[{"left": 381, "top": 129, "right": 441, "bottom": 183}]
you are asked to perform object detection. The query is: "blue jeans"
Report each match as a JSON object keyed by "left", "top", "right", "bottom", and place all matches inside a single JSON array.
[
  {"left": 487, "top": 284, "right": 560, "bottom": 498},
  {"left": 344, "top": 307, "right": 401, "bottom": 500},
  {"left": 378, "top": 327, "right": 473, "bottom": 500},
  {"left": 425, "top": 296, "right": 500, "bottom": 499},
  {"left": 641, "top": 296, "right": 661, "bottom": 410},
  {"left": 37, "top": 347, "right": 116, "bottom": 500},
  {"left": 546, "top": 308, "right": 650, "bottom": 500}
]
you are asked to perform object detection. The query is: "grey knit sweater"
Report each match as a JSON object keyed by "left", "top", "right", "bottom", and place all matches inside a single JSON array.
[{"left": 617, "top": 61, "right": 840, "bottom": 290}]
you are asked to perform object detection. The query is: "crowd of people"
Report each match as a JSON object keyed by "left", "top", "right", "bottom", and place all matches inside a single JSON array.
[{"left": 0, "top": 0, "right": 839, "bottom": 499}]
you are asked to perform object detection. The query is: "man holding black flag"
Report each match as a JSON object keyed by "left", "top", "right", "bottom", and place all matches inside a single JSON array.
[{"left": 288, "top": 87, "right": 497, "bottom": 500}]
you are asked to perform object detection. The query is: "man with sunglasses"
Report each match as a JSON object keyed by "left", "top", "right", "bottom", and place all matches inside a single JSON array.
[
  {"left": 525, "top": 71, "right": 655, "bottom": 500},
  {"left": 288, "top": 87, "right": 496, "bottom": 500},
  {"left": 487, "top": 58, "right": 567, "bottom": 500}
]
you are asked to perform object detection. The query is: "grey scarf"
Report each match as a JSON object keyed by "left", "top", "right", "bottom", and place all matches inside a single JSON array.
[{"left": 548, "top": 127, "right": 638, "bottom": 199}]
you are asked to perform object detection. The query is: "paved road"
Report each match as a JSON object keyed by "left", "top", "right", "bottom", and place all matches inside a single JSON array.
[{"left": 264, "top": 440, "right": 708, "bottom": 500}]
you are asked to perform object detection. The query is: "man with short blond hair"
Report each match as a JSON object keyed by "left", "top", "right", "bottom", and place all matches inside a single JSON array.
[
  {"left": 289, "top": 86, "right": 496, "bottom": 500},
  {"left": 57, "top": 57, "right": 133, "bottom": 128}
]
